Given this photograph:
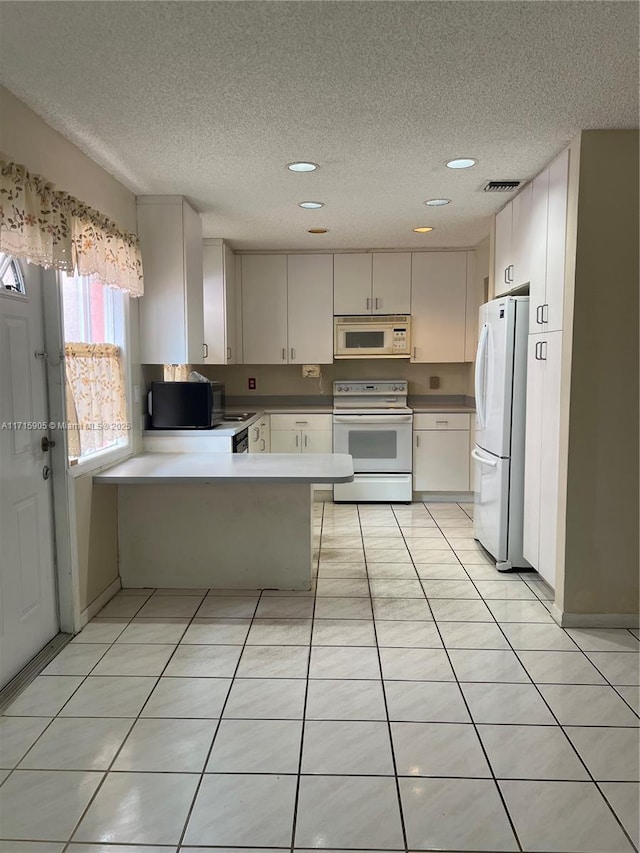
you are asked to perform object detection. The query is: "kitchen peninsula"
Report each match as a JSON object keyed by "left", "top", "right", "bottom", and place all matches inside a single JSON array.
[{"left": 94, "top": 452, "right": 353, "bottom": 590}]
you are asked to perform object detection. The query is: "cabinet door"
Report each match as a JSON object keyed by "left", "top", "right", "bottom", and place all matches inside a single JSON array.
[
  {"left": 287, "top": 254, "right": 334, "bottom": 364},
  {"left": 411, "top": 252, "right": 467, "bottom": 363},
  {"left": 138, "top": 198, "right": 190, "bottom": 364},
  {"left": 303, "top": 429, "right": 332, "bottom": 453},
  {"left": 224, "top": 244, "right": 237, "bottom": 363},
  {"left": 372, "top": 253, "right": 411, "bottom": 314},
  {"left": 545, "top": 149, "right": 569, "bottom": 332},
  {"left": 183, "top": 200, "right": 205, "bottom": 364},
  {"left": 464, "top": 252, "right": 481, "bottom": 363},
  {"left": 203, "top": 240, "right": 236, "bottom": 365},
  {"left": 334, "top": 253, "right": 372, "bottom": 315},
  {"left": 511, "top": 182, "right": 532, "bottom": 289},
  {"left": 270, "top": 430, "right": 301, "bottom": 453},
  {"left": 241, "top": 255, "right": 288, "bottom": 364},
  {"left": 493, "top": 203, "right": 512, "bottom": 297},
  {"left": 528, "top": 171, "right": 549, "bottom": 334},
  {"left": 538, "top": 331, "right": 563, "bottom": 589},
  {"left": 522, "top": 335, "right": 543, "bottom": 570},
  {"left": 413, "top": 430, "right": 470, "bottom": 491}
]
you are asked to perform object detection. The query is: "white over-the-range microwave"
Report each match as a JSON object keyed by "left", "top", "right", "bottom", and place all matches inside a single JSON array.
[{"left": 334, "top": 315, "right": 411, "bottom": 358}]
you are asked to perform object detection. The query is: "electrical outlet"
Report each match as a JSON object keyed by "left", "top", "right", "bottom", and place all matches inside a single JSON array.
[
  {"left": 248, "top": 377, "right": 256, "bottom": 390},
  {"left": 429, "top": 376, "right": 440, "bottom": 389},
  {"left": 302, "top": 364, "right": 321, "bottom": 378}
]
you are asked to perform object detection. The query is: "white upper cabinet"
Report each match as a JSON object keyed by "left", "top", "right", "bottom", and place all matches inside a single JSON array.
[
  {"left": 528, "top": 169, "right": 549, "bottom": 334},
  {"left": 494, "top": 182, "right": 533, "bottom": 296},
  {"left": 494, "top": 203, "right": 513, "bottom": 297},
  {"left": 287, "top": 254, "right": 334, "bottom": 364},
  {"left": 333, "top": 253, "right": 411, "bottom": 315},
  {"left": 241, "top": 255, "right": 288, "bottom": 364},
  {"left": 137, "top": 196, "right": 204, "bottom": 364},
  {"left": 241, "top": 254, "right": 333, "bottom": 364},
  {"left": 544, "top": 149, "right": 569, "bottom": 332},
  {"left": 334, "top": 253, "right": 372, "bottom": 315},
  {"left": 203, "top": 240, "right": 237, "bottom": 364},
  {"left": 411, "top": 252, "right": 468, "bottom": 363},
  {"left": 372, "top": 253, "right": 411, "bottom": 314}
]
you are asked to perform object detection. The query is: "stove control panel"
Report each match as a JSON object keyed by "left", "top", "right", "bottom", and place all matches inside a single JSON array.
[{"left": 333, "top": 380, "right": 408, "bottom": 396}]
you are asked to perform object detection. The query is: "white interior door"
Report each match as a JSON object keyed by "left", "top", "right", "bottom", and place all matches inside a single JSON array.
[{"left": 0, "top": 262, "right": 58, "bottom": 688}]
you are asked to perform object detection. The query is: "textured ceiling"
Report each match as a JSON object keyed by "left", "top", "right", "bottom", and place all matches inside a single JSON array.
[{"left": 0, "top": 1, "right": 637, "bottom": 250}]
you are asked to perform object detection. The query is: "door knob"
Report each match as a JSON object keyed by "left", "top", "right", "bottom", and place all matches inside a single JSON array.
[{"left": 41, "top": 436, "right": 56, "bottom": 452}]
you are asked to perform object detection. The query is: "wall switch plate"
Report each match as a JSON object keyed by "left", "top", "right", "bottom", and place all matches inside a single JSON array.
[
  {"left": 248, "top": 377, "right": 256, "bottom": 390},
  {"left": 302, "top": 364, "right": 321, "bottom": 378},
  {"left": 429, "top": 376, "right": 440, "bottom": 389}
]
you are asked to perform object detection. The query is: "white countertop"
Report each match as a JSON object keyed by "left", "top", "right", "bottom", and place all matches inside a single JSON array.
[
  {"left": 94, "top": 452, "right": 354, "bottom": 484},
  {"left": 411, "top": 405, "right": 476, "bottom": 413}
]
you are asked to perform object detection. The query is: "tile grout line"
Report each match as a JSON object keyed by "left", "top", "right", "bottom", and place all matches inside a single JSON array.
[
  {"left": 288, "top": 496, "right": 324, "bottom": 852},
  {"left": 395, "top": 500, "right": 524, "bottom": 853},
  {"left": 59, "top": 587, "right": 210, "bottom": 853},
  {"left": 431, "top": 505, "right": 639, "bottom": 853},
  {"left": 358, "top": 502, "right": 410, "bottom": 853}
]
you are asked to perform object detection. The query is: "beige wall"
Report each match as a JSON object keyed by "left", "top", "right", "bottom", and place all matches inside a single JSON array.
[
  {"left": 558, "top": 130, "right": 639, "bottom": 619},
  {"left": 1, "top": 87, "right": 141, "bottom": 619},
  {"left": 145, "top": 361, "right": 473, "bottom": 398},
  {"left": 0, "top": 86, "right": 136, "bottom": 231},
  {"left": 73, "top": 479, "right": 119, "bottom": 610}
]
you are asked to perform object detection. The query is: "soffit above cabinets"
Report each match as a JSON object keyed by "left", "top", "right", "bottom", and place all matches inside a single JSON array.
[{"left": 0, "top": 2, "right": 637, "bottom": 250}]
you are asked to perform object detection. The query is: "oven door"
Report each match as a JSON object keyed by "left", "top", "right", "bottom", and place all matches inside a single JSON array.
[{"left": 333, "top": 414, "right": 413, "bottom": 472}]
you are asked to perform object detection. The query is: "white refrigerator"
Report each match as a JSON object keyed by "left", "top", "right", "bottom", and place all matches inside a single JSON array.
[{"left": 472, "top": 296, "right": 530, "bottom": 570}]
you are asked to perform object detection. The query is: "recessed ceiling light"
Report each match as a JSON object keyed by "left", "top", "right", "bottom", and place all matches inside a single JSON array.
[
  {"left": 424, "top": 198, "right": 451, "bottom": 207},
  {"left": 308, "top": 228, "right": 328, "bottom": 234},
  {"left": 413, "top": 227, "right": 434, "bottom": 233},
  {"left": 299, "top": 201, "right": 325, "bottom": 209},
  {"left": 446, "top": 157, "right": 477, "bottom": 169},
  {"left": 287, "top": 162, "right": 318, "bottom": 172}
]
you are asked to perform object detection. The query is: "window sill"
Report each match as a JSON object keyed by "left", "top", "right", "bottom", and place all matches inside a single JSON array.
[{"left": 67, "top": 442, "right": 133, "bottom": 479}]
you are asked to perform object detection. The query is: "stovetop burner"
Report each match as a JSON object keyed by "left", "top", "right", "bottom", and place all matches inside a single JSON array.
[{"left": 222, "top": 412, "right": 256, "bottom": 422}]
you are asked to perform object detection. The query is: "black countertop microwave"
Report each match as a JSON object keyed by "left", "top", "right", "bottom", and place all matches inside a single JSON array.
[{"left": 148, "top": 381, "right": 225, "bottom": 429}]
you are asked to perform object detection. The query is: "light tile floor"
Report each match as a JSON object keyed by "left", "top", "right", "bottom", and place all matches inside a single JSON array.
[{"left": 1, "top": 501, "right": 639, "bottom": 853}]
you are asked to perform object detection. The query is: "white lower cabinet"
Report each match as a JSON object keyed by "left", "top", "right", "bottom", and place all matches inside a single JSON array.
[
  {"left": 523, "top": 331, "right": 563, "bottom": 588},
  {"left": 248, "top": 416, "right": 270, "bottom": 453},
  {"left": 412, "top": 413, "right": 471, "bottom": 492},
  {"left": 270, "top": 414, "right": 332, "bottom": 455}
]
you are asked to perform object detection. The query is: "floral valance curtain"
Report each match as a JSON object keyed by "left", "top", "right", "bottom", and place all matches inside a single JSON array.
[{"left": 0, "top": 160, "right": 144, "bottom": 296}]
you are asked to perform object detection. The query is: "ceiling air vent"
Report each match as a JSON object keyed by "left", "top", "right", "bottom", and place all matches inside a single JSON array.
[{"left": 481, "top": 180, "right": 522, "bottom": 192}]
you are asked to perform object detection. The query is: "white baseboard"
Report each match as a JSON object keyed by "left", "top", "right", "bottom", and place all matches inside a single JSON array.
[
  {"left": 551, "top": 603, "right": 639, "bottom": 629},
  {"left": 413, "top": 492, "right": 473, "bottom": 504},
  {"left": 78, "top": 576, "right": 122, "bottom": 630}
]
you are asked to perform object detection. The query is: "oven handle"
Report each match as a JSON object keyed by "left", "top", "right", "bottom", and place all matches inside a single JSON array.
[{"left": 333, "top": 414, "right": 413, "bottom": 424}]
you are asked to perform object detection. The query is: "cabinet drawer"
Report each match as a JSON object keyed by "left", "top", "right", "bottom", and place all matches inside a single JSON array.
[
  {"left": 413, "top": 413, "right": 470, "bottom": 430},
  {"left": 270, "top": 413, "right": 332, "bottom": 431}
]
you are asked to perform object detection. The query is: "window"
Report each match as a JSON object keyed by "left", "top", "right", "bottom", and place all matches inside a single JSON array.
[
  {"left": 0, "top": 252, "right": 25, "bottom": 294},
  {"left": 61, "top": 273, "right": 130, "bottom": 463}
]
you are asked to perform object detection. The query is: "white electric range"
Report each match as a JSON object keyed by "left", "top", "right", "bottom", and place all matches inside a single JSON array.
[{"left": 332, "top": 380, "right": 413, "bottom": 502}]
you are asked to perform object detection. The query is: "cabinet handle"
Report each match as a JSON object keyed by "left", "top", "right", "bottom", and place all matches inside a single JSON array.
[
  {"left": 375, "top": 297, "right": 381, "bottom": 310},
  {"left": 260, "top": 438, "right": 266, "bottom": 451},
  {"left": 412, "top": 346, "right": 417, "bottom": 360},
  {"left": 436, "top": 420, "right": 448, "bottom": 426},
  {"left": 508, "top": 264, "right": 515, "bottom": 283},
  {"left": 534, "top": 341, "right": 541, "bottom": 360},
  {"left": 295, "top": 433, "right": 299, "bottom": 448},
  {"left": 536, "top": 305, "right": 543, "bottom": 324},
  {"left": 295, "top": 420, "right": 308, "bottom": 425},
  {"left": 227, "top": 346, "right": 232, "bottom": 360},
  {"left": 291, "top": 348, "right": 296, "bottom": 360},
  {"left": 282, "top": 348, "right": 287, "bottom": 361},
  {"left": 253, "top": 427, "right": 259, "bottom": 441},
  {"left": 203, "top": 342, "right": 209, "bottom": 359},
  {"left": 366, "top": 297, "right": 371, "bottom": 311},
  {"left": 540, "top": 340, "right": 547, "bottom": 361},
  {"left": 304, "top": 434, "right": 308, "bottom": 448},
  {"left": 415, "top": 433, "right": 420, "bottom": 447},
  {"left": 504, "top": 268, "right": 509, "bottom": 285},
  {"left": 542, "top": 303, "right": 549, "bottom": 324}
]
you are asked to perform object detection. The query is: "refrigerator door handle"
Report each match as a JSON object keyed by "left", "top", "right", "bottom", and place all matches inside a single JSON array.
[
  {"left": 474, "top": 323, "right": 490, "bottom": 430},
  {"left": 471, "top": 448, "right": 498, "bottom": 467}
]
